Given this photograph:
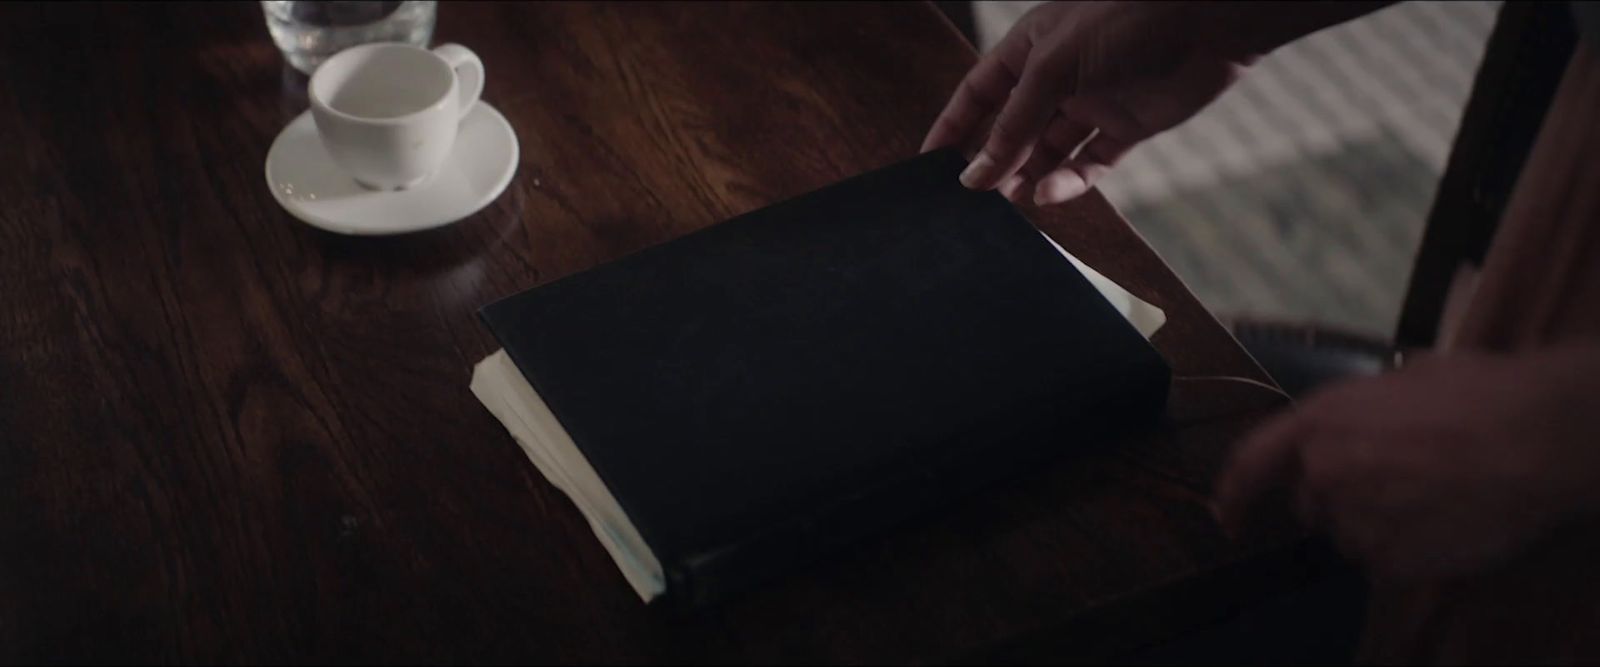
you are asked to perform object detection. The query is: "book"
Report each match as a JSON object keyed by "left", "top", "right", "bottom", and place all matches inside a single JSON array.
[{"left": 471, "top": 149, "right": 1172, "bottom": 607}]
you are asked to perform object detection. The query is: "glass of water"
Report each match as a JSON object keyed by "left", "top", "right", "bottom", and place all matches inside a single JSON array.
[{"left": 263, "top": 1, "right": 437, "bottom": 74}]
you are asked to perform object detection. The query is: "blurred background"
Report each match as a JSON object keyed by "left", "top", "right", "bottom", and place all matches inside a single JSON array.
[{"left": 947, "top": 1, "right": 1499, "bottom": 339}]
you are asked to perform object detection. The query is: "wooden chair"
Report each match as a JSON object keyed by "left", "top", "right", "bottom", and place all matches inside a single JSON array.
[
  {"left": 1395, "top": 1, "right": 1578, "bottom": 350},
  {"left": 1236, "top": 2, "right": 1577, "bottom": 399}
]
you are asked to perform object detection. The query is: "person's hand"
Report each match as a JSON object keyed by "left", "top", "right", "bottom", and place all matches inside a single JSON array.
[
  {"left": 1215, "top": 346, "right": 1600, "bottom": 581},
  {"left": 922, "top": 1, "right": 1388, "bottom": 206},
  {"left": 921, "top": 2, "right": 1248, "bottom": 205}
]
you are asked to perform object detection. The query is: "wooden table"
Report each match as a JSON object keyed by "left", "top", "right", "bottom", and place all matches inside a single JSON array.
[{"left": 0, "top": 2, "right": 1323, "bottom": 662}]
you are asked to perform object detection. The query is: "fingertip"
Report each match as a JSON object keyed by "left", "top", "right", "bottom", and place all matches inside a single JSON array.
[
  {"left": 997, "top": 174, "right": 1026, "bottom": 200},
  {"left": 1213, "top": 412, "right": 1312, "bottom": 535},
  {"left": 1293, "top": 482, "right": 1322, "bottom": 528},
  {"left": 1207, "top": 500, "right": 1232, "bottom": 534},
  {"left": 1213, "top": 485, "right": 1266, "bottom": 543},
  {"left": 1033, "top": 171, "right": 1087, "bottom": 205},
  {"left": 959, "top": 152, "right": 996, "bottom": 190},
  {"left": 1212, "top": 483, "right": 1245, "bottom": 536}
]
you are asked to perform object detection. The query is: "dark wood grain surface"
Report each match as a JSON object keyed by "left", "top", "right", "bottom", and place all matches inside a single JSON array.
[{"left": 0, "top": 2, "right": 1310, "bottom": 662}]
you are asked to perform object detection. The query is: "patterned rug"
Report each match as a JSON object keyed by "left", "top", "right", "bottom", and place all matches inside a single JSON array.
[
  {"left": 1120, "top": 130, "right": 1434, "bottom": 334},
  {"left": 973, "top": 1, "right": 1499, "bottom": 337}
]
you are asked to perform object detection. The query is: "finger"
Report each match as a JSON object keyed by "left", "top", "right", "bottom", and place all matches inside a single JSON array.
[
  {"left": 1004, "top": 117, "right": 1093, "bottom": 203},
  {"left": 1000, "top": 153, "right": 1053, "bottom": 204},
  {"left": 1215, "top": 411, "right": 1311, "bottom": 537},
  {"left": 954, "top": 113, "right": 998, "bottom": 162},
  {"left": 960, "top": 49, "right": 1071, "bottom": 190},
  {"left": 1295, "top": 469, "right": 1326, "bottom": 528},
  {"left": 1033, "top": 91, "right": 1150, "bottom": 206},
  {"left": 1031, "top": 159, "right": 1106, "bottom": 206},
  {"left": 1017, "top": 139, "right": 1064, "bottom": 185},
  {"left": 1019, "top": 117, "right": 1094, "bottom": 183},
  {"left": 1059, "top": 93, "right": 1150, "bottom": 147},
  {"left": 1032, "top": 130, "right": 1134, "bottom": 205},
  {"left": 1034, "top": 57, "right": 1245, "bottom": 205},
  {"left": 921, "top": 74, "right": 1008, "bottom": 155},
  {"left": 921, "top": 34, "right": 1031, "bottom": 154},
  {"left": 1056, "top": 56, "right": 1243, "bottom": 153},
  {"left": 1044, "top": 115, "right": 1096, "bottom": 157},
  {"left": 997, "top": 173, "right": 1028, "bottom": 201},
  {"left": 1076, "top": 128, "right": 1137, "bottom": 166},
  {"left": 1327, "top": 505, "right": 1400, "bottom": 576},
  {"left": 1288, "top": 421, "right": 1379, "bottom": 534}
]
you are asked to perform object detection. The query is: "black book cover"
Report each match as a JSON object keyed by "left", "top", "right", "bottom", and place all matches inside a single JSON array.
[{"left": 479, "top": 149, "right": 1171, "bottom": 607}]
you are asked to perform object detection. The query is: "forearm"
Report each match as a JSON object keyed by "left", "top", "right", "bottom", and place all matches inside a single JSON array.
[
  {"left": 1192, "top": 1, "right": 1397, "bottom": 61},
  {"left": 1523, "top": 344, "right": 1600, "bottom": 521}
]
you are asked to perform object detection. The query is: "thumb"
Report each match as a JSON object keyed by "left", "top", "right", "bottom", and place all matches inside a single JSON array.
[{"left": 1215, "top": 411, "right": 1308, "bottom": 538}]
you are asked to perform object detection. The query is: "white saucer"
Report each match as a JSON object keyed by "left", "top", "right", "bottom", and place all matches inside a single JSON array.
[{"left": 265, "top": 102, "right": 519, "bottom": 235}]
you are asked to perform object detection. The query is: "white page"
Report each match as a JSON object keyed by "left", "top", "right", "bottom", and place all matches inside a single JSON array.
[{"left": 1038, "top": 231, "right": 1166, "bottom": 339}]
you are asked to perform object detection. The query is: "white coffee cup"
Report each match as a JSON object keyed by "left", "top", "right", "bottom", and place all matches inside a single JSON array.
[{"left": 309, "top": 42, "right": 484, "bottom": 190}]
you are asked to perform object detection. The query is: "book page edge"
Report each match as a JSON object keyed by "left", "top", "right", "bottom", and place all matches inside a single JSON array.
[{"left": 470, "top": 351, "right": 667, "bottom": 602}]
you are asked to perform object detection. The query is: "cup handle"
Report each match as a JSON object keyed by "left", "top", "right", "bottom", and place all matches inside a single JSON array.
[{"left": 432, "top": 43, "right": 484, "bottom": 122}]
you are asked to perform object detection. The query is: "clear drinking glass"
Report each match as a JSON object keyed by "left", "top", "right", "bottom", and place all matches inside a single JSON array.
[{"left": 262, "top": 1, "right": 437, "bottom": 74}]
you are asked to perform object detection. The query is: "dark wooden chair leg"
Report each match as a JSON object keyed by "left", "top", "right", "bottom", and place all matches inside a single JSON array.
[{"left": 1394, "top": 2, "right": 1577, "bottom": 349}]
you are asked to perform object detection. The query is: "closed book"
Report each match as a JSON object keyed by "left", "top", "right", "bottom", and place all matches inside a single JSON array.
[{"left": 473, "top": 149, "right": 1171, "bottom": 607}]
